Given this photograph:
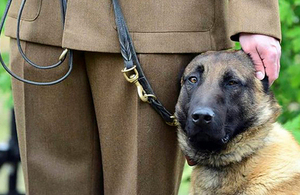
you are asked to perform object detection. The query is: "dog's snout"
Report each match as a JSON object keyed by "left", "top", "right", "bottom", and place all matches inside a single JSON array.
[{"left": 192, "top": 108, "right": 214, "bottom": 125}]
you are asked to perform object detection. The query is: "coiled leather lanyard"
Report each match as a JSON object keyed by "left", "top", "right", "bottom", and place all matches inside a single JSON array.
[{"left": 0, "top": 0, "right": 73, "bottom": 86}]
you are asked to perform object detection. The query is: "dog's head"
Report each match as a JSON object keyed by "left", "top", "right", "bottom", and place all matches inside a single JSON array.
[{"left": 175, "top": 50, "right": 280, "bottom": 165}]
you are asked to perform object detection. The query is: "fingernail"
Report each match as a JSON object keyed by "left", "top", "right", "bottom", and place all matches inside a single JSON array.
[{"left": 256, "top": 72, "right": 264, "bottom": 80}]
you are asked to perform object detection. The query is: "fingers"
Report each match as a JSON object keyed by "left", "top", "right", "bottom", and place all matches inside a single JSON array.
[
  {"left": 239, "top": 33, "right": 281, "bottom": 86},
  {"left": 248, "top": 50, "right": 265, "bottom": 80},
  {"left": 276, "top": 43, "right": 281, "bottom": 81},
  {"left": 259, "top": 45, "right": 279, "bottom": 85}
]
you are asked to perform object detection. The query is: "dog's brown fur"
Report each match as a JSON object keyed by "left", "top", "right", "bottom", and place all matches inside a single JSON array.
[{"left": 175, "top": 50, "right": 300, "bottom": 195}]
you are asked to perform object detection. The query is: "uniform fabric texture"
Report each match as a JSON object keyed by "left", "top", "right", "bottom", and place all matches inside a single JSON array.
[
  {"left": 5, "top": 0, "right": 281, "bottom": 53},
  {"left": 10, "top": 39, "right": 196, "bottom": 194},
  {"left": 5, "top": 0, "right": 282, "bottom": 194}
]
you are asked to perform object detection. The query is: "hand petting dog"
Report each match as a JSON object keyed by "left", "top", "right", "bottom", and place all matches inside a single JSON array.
[
  {"left": 239, "top": 33, "right": 281, "bottom": 85},
  {"left": 175, "top": 51, "right": 300, "bottom": 195}
]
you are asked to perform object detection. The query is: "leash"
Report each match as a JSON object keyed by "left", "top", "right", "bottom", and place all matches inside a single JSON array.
[
  {"left": 112, "top": 0, "right": 179, "bottom": 126},
  {"left": 0, "top": 0, "right": 179, "bottom": 126},
  {"left": 0, "top": 0, "right": 73, "bottom": 86}
]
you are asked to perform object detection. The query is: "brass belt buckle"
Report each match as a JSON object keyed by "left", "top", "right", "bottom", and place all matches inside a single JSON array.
[{"left": 122, "top": 66, "right": 156, "bottom": 103}]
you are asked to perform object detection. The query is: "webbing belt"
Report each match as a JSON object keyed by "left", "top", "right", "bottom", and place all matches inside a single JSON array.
[{"left": 112, "top": 0, "right": 179, "bottom": 126}]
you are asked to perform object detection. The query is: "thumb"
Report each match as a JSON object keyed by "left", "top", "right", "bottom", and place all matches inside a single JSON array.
[{"left": 248, "top": 51, "right": 265, "bottom": 80}]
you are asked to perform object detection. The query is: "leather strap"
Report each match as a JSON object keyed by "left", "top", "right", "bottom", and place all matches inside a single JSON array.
[
  {"left": 0, "top": 0, "right": 178, "bottom": 125},
  {"left": 112, "top": 0, "right": 179, "bottom": 126},
  {"left": 0, "top": 0, "right": 73, "bottom": 86}
]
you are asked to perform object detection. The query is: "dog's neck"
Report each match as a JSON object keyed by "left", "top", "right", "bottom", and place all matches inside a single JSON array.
[{"left": 188, "top": 122, "right": 274, "bottom": 167}]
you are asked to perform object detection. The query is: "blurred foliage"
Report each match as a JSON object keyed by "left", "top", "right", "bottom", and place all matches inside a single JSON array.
[
  {"left": 0, "top": 49, "right": 12, "bottom": 109},
  {"left": 182, "top": 0, "right": 300, "bottom": 193},
  {"left": 0, "top": 0, "right": 300, "bottom": 194},
  {"left": 275, "top": 0, "right": 300, "bottom": 138},
  {"left": 0, "top": 1, "right": 7, "bottom": 17},
  {"left": 178, "top": 163, "right": 193, "bottom": 195},
  {"left": 0, "top": 1, "right": 298, "bottom": 121},
  {"left": 233, "top": 0, "right": 300, "bottom": 137},
  {"left": 0, "top": 0, "right": 12, "bottom": 109}
]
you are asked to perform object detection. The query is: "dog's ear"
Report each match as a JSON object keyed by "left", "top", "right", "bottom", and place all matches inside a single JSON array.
[
  {"left": 261, "top": 75, "right": 269, "bottom": 94},
  {"left": 178, "top": 67, "right": 186, "bottom": 88}
]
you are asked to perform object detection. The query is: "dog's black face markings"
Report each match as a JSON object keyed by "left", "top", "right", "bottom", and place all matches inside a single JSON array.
[
  {"left": 177, "top": 65, "right": 205, "bottom": 131},
  {"left": 261, "top": 75, "right": 269, "bottom": 93},
  {"left": 177, "top": 53, "right": 260, "bottom": 152},
  {"left": 220, "top": 71, "right": 258, "bottom": 143},
  {"left": 186, "top": 68, "right": 249, "bottom": 151},
  {"left": 184, "top": 65, "right": 204, "bottom": 89},
  {"left": 222, "top": 70, "right": 244, "bottom": 89}
]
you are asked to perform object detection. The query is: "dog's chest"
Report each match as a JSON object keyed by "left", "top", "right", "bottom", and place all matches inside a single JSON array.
[{"left": 191, "top": 165, "right": 248, "bottom": 195}]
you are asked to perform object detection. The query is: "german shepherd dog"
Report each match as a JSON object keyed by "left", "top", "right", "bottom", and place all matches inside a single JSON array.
[{"left": 175, "top": 50, "right": 300, "bottom": 195}]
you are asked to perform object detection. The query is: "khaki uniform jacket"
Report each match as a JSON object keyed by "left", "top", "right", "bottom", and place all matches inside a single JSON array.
[{"left": 5, "top": 0, "right": 281, "bottom": 53}]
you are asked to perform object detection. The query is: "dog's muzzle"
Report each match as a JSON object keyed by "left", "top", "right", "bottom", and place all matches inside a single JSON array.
[
  {"left": 191, "top": 107, "right": 215, "bottom": 125},
  {"left": 186, "top": 107, "right": 229, "bottom": 151}
]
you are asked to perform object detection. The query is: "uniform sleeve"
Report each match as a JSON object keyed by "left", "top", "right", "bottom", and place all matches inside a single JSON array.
[{"left": 228, "top": 0, "right": 281, "bottom": 42}]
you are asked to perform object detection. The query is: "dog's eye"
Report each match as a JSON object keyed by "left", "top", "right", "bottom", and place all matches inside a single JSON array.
[
  {"left": 227, "top": 80, "right": 239, "bottom": 86},
  {"left": 188, "top": 76, "right": 198, "bottom": 84}
]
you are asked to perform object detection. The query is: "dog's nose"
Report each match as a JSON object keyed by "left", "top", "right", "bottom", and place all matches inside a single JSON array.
[{"left": 192, "top": 108, "right": 214, "bottom": 125}]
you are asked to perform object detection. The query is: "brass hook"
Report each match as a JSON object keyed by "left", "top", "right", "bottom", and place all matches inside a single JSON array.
[{"left": 122, "top": 66, "right": 156, "bottom": 103}]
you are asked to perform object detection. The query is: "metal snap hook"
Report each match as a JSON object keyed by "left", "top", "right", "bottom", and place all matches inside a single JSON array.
[{"left": 121, "top": 66, "right": 157, "bottom": 103}]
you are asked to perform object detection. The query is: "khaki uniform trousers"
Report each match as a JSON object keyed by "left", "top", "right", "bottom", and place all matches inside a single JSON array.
[{"left": 10, "top": 39, "right": 196, "bottom": 195}]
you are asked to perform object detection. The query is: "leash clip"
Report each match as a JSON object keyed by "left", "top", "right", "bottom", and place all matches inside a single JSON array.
[
  {"left": 166, "top": 115, "right": 179, "bottom": 127},
  {"left": 122, "top": 66, "right": 156, "bottom": 103}
]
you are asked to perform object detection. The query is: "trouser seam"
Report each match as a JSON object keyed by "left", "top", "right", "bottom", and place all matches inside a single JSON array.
[
  {"left": 22, "top": 40, "right": 30, "bottom": 194},
  {"left": 89, "top": 121, "right": 96, "bottom": 195}
]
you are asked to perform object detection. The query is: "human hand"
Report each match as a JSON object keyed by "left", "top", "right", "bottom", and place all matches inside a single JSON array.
[{"left": 239, "top": 33, "right": 281, "bottom": 86}]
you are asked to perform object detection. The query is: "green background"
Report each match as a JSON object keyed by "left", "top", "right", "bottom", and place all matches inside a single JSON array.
[{"left": 0, "top": 0, "right": 300, "bottom": 194}]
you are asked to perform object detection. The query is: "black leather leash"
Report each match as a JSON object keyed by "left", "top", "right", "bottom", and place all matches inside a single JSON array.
[
  {"left": 0, "top": 0, "right": 178, "bottom": 126},
  {"left": 0, "top": 0, "right": 73, "bottom": 86},
  {"left": 112, "top": 0, "right": 179, "bottom": 126}
]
